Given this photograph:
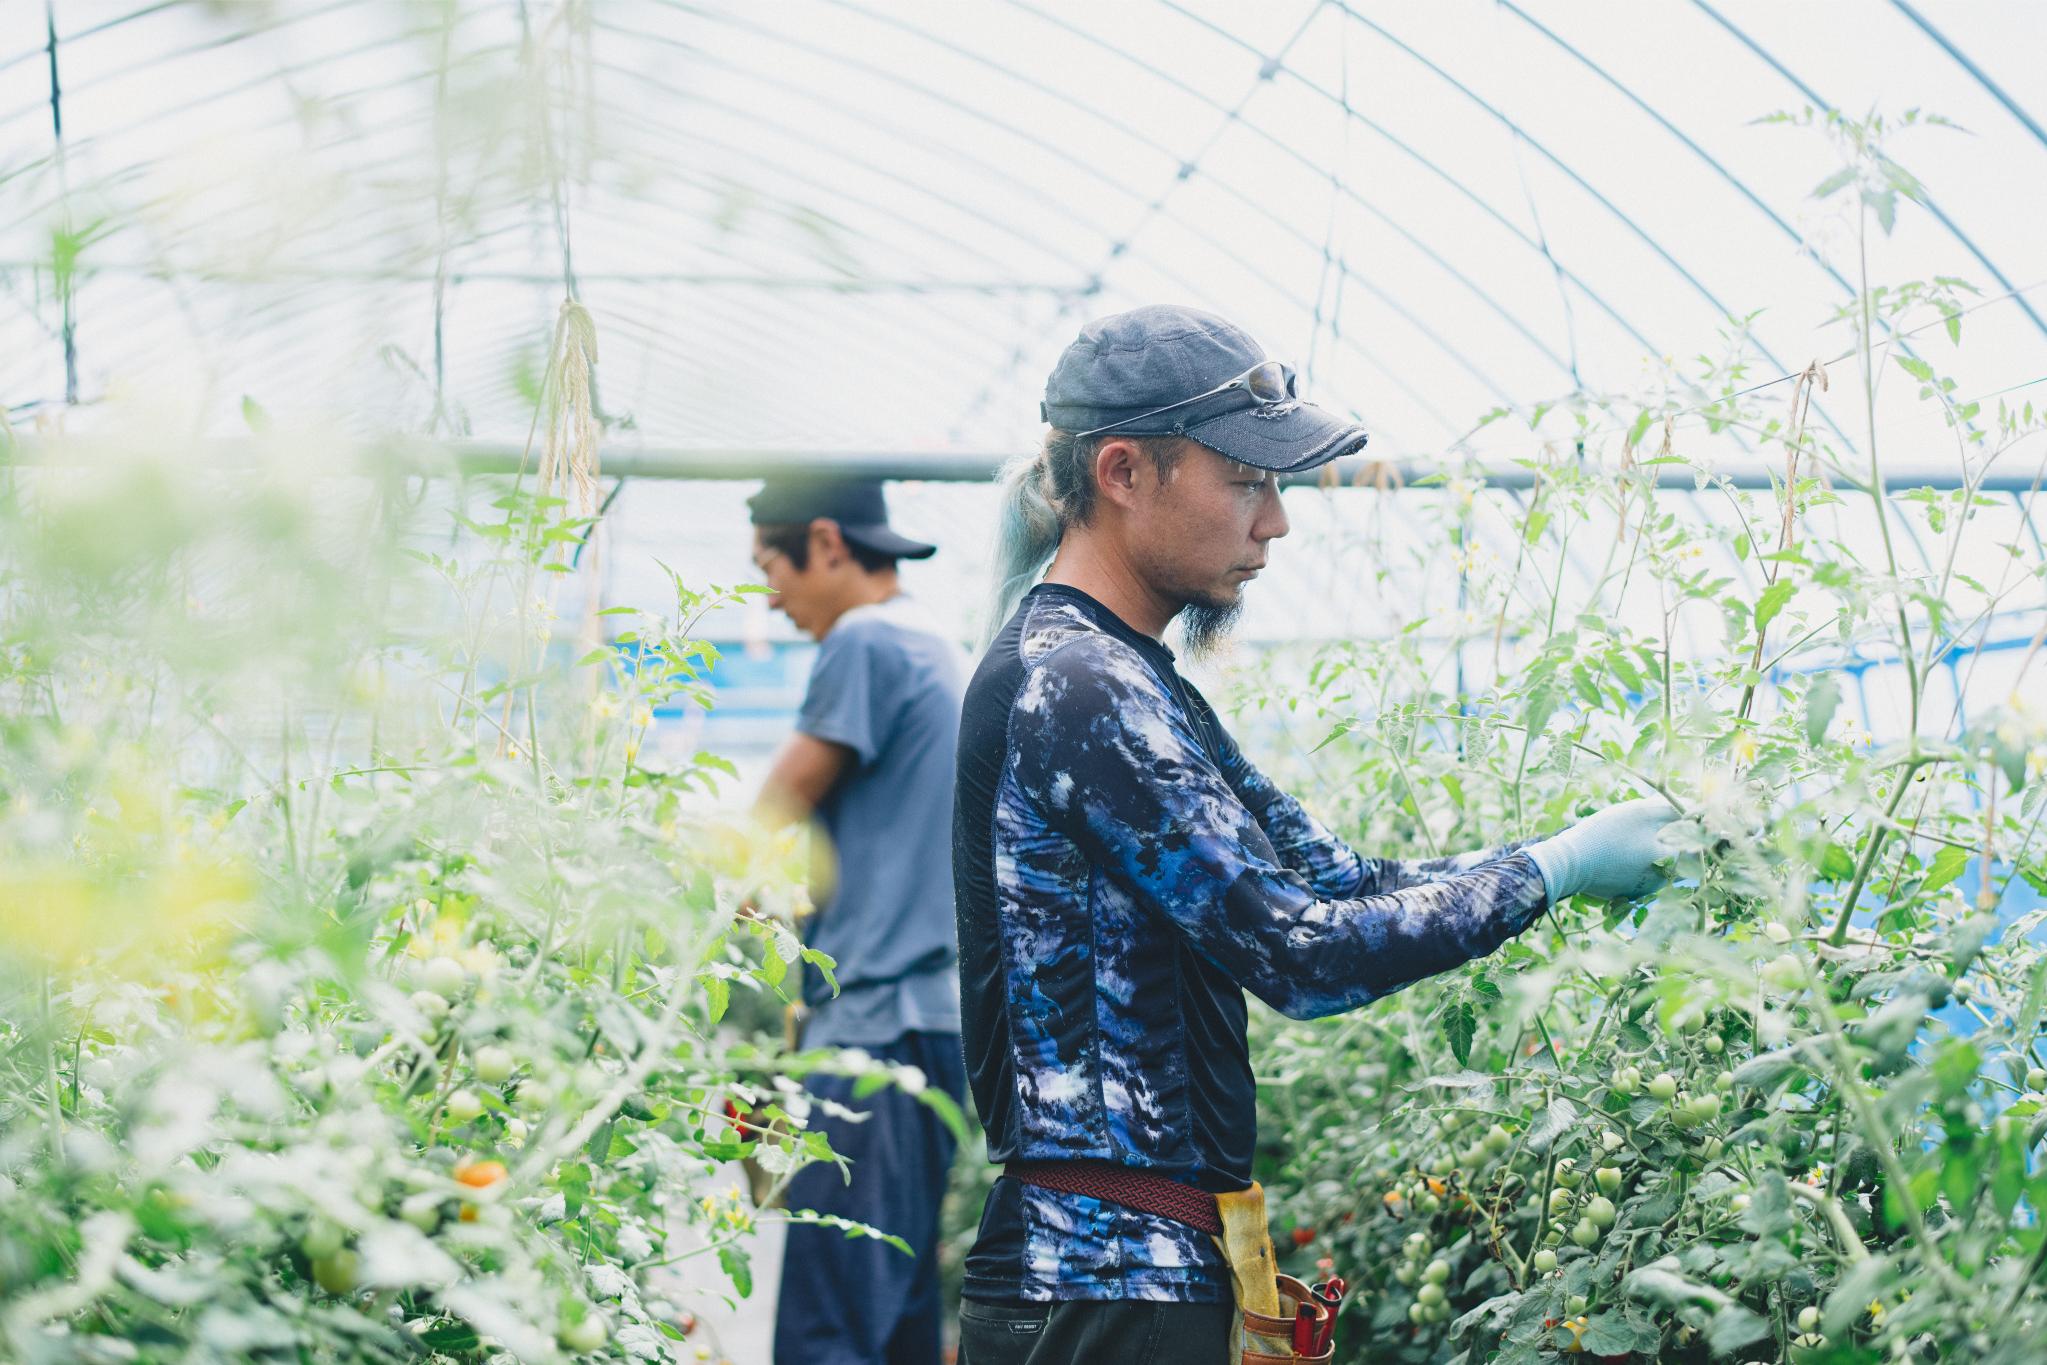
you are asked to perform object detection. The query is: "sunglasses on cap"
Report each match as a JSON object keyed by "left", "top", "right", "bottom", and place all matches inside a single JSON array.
[{"left": 1070, "top": 360, "right": 1298, "bottom": 440}]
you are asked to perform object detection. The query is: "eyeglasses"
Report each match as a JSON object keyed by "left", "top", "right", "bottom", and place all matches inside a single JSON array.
[{"left": 1070, "top": 360, "right": 1298, "bottom": 440}]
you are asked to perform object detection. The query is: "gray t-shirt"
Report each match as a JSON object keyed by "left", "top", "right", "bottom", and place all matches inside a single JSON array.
[{"left": 796, "top": 596, "right": 966, "bottom": 1046}]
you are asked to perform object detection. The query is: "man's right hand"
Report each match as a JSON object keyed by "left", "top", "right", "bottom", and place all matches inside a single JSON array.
[{"left": 1525, "top": 798, "right": 1678, "bottom": 904}]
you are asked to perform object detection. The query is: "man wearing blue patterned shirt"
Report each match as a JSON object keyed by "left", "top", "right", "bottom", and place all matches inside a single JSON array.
[{"left": 951, "top": 306, "right": 1676, "bottom": 1362}]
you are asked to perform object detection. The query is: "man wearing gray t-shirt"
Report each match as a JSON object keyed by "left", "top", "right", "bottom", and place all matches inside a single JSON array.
[{"left": 748, "top": 477, "right": 967, "bottom": 1365}]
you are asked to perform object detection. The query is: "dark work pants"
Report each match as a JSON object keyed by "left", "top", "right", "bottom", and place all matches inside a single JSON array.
[
  {"left": 772, "top": 1031, "right": 967, "bottom": 1365},
  {"left": 956, "top": 1298, "right": 1234, "bottom": 1365}
]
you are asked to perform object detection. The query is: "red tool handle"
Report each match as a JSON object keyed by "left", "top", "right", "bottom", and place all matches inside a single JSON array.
[{"left": 1310, "top": 1278, "right": 1346, "bottom": 1354}]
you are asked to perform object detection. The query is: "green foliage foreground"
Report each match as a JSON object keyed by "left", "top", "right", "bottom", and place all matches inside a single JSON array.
[
  {"left": 1249, "top": 112, "right": 2047, "bottom": 1365},
  {"left": 0, "top": 430, "right": 963, "bottom": 1364}
]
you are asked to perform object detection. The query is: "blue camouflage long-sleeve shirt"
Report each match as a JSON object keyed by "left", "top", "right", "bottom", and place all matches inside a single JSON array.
[{"left": 953, "top": 584, "right": 1551, "bottom": 1302}]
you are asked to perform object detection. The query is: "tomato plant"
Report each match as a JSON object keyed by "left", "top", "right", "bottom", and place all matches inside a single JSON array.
[
  {"left": 0, "top": 312, "right": 961, "bottom": 1362},
  {"left": 1246, "top": 112, "right": 2047, "bottom": 1363}
]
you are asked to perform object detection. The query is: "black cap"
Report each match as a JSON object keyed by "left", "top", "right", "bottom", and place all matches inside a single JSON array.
[
  {"left": 1041, "top": 304, "right": 1369, "bottom": 471},
  {"left": 747, "top": 477, "right": 937, "bottom": 560}
]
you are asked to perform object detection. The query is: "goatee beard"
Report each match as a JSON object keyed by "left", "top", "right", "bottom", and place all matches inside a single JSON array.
[{"left": 1178, "top": 598, "right": 1243, "bottom": 661}]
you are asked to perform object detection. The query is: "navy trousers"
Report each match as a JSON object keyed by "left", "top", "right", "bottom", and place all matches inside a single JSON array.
[{"left": 772, "top": 1031, "right": 967, "bottom": 1365}]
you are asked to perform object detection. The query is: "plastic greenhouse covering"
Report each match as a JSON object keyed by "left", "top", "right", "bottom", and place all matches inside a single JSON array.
[
  {"left": 12, "top": 1, "right": 2041, "bottom": 762},
  {"left": 6, "top": 5, "right": 2047, "bottom": 1364}
]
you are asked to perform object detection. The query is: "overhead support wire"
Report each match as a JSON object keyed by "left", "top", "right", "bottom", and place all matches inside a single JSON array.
[
  {"left": 869, "top": 0, "right": 1417, "bottom": 438},
  {"left": 1889, "top": 3, "right": 2047, "bottom": 156},
  {"left": 44, "top": 0, "right": 75, "bottom": 405},
  {"left": 1327, "top": 3, "right": 1849, "bottom": 456},
  {"left": 1013, "top": 0, "right": 1577, "bottom": 384},
  {"left": 1158, "top": 1, "right": 1675, "bottom": 374},
  {"left": 1694, "top": 0, "right": 2047, "bottom": 344},
  {"left": 1497, "top": 1, "right": 1941, "bottom": 385}
]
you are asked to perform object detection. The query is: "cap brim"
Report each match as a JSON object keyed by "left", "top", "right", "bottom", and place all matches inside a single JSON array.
[
  {"left": 840, "top": 523, "right": 938, "bottom": 560},
  {"left": 1185, "top": 401, "right": 1369, "bottom": 472}
]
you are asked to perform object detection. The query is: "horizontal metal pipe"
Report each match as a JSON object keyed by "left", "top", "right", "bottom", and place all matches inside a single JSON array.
[
  {"left": 440, "top": 444, "right": 2034, "bottom": 493},
  {"left": 4, "top": 437, "right": 2027, "bottom": 493}
]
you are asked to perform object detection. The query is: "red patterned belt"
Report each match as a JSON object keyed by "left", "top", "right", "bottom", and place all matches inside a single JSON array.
[{"left": 1005, "top": 1159, "right": 1225, "bottom": 1236}]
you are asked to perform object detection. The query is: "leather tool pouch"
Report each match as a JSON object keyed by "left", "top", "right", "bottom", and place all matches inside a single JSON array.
[
  {"left": 1007, "top": 1165, "right": 1337, "bottom": 1362},
  {"left": 1212, "top": 1184, "right": 1334, "bottom": 1364}
]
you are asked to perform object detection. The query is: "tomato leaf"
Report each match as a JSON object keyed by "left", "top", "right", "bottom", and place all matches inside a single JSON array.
[
  {"left": 1804, "top": 673, "right": 1841, "bottom": 745},
  {"left": 1754, "top": 579, "right": 1795, "bottom": 637},
  {"left": 1922, "top": 845, "right": 1969, "bottom": 895},
  {"left": 1445, "top": 1001, "right": 1476, "bottom": 1067},
  {"left": 1525, "top": 1097, "right": 1578, "bottom": 1154},
  {"left": 718, "top": 1244, "right": 754, "bottom": 1298},
  {"left": 1705, "top": 1303, "right": 1770, "bottom": 1355}
]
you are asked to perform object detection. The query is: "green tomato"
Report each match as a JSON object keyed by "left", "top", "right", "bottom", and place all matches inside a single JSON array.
[
  {"left": 1797, "top": 1307, "right": 1821, "bottom": 1334},
  {"left": 1647, "top": 1072, "right": 1678, "bottom": 1101},
  {"left": 1702, "top": 1136, "right": 1725, "bottom": 1160},
  {"left": 1585, "top": 1196, "right": 1616, "bottom": 1229},
  {"left": 1612, "top": 1067, "right": 1640, "bottom": 1096},
  {"left": 1598, "top": 1129, "right": 1623, "bottom": 1153},
  {"left": 1548, "top": 1187, "right": 1575, "bottom": 1216},
  {"left": 473, "top": 1045, "right": 515, "bottom": 1083},
  {"left": 516, "top": 1080, "right": 558, "bottom": 1113},
  {"left": 446, "top": 1088, "right": 484, "bottom": 1123},
  {"left": 1423, "top": 1259, "right": 1450, "bottom": 1285},
  {"left": 300, "top": 1219, "right": 344, "bottom": 1261},
  {"left": 421, "top": 955, "right": 468, "bottom": 1000},
  {"left": 400, "top": 1193, "right": 442, "bottom": 1232},
  {"left": 1553, "top": 1158, "right": 1581, "bottom": 1189},
  {"left": 559, "top": 1313, "right": 608, "bottom": 1354},
  {"left": 1565, "top": 1294, "right": 1589, "bottom": 1316},
  {"left": 1408, "top": 1302, "right": 1428, "bottom": 1326},
  {"left": 1416, "top": 1282, "right": 1446, "bottom": 1308},
  {"left": 1532, "top": 1249, "right": 1558, "bottom": 1274},
  {"left": 410, "top": 990, "right": 450, "bottom": 1021},
  {"left": 1570, "top": 1217, "right": 1600, "bottom": 1249},
  {"left": 2026, "top": 1067, "right": 2047, "bottom": 1091},
  {"left": 1762, "top": 954, "right": 1805, "bottom": 991},
  {"left": 1394, "top": 1264, "right": 1417, "bottom": 1286},
  {"left": 1703, "top": 1034, "right": 1725, "bottom": 1055},
  {"left": 1418, "top": 1192, "right": 1441, "bottom": 1214},
  {"left": 1485, "top": 1124, "right": 1512, "bottom": 1155},
  {"left": 1762, "top": 920, "right": 1792, "bottom": 944},
  {"left": 311, "top": 1249, "right": 359, "bottom": 1295},
  {"left": 1403, "top": 1232, "right": 1430, "bottom": 1256},
  {"left": 1595, "top": 1167, "right": 1623, "bottom": 1196},
  {"left": 1715, "top": 1070, "right": 1735, "bottom": 1092}
]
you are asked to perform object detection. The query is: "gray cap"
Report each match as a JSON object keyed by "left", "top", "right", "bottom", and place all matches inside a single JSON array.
[
  {"left": 1039, "top": 304, "right": 1369, "bottom": 471},
  {"left": 747, "top": 477, "right": 936, "bottom": 559}
]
